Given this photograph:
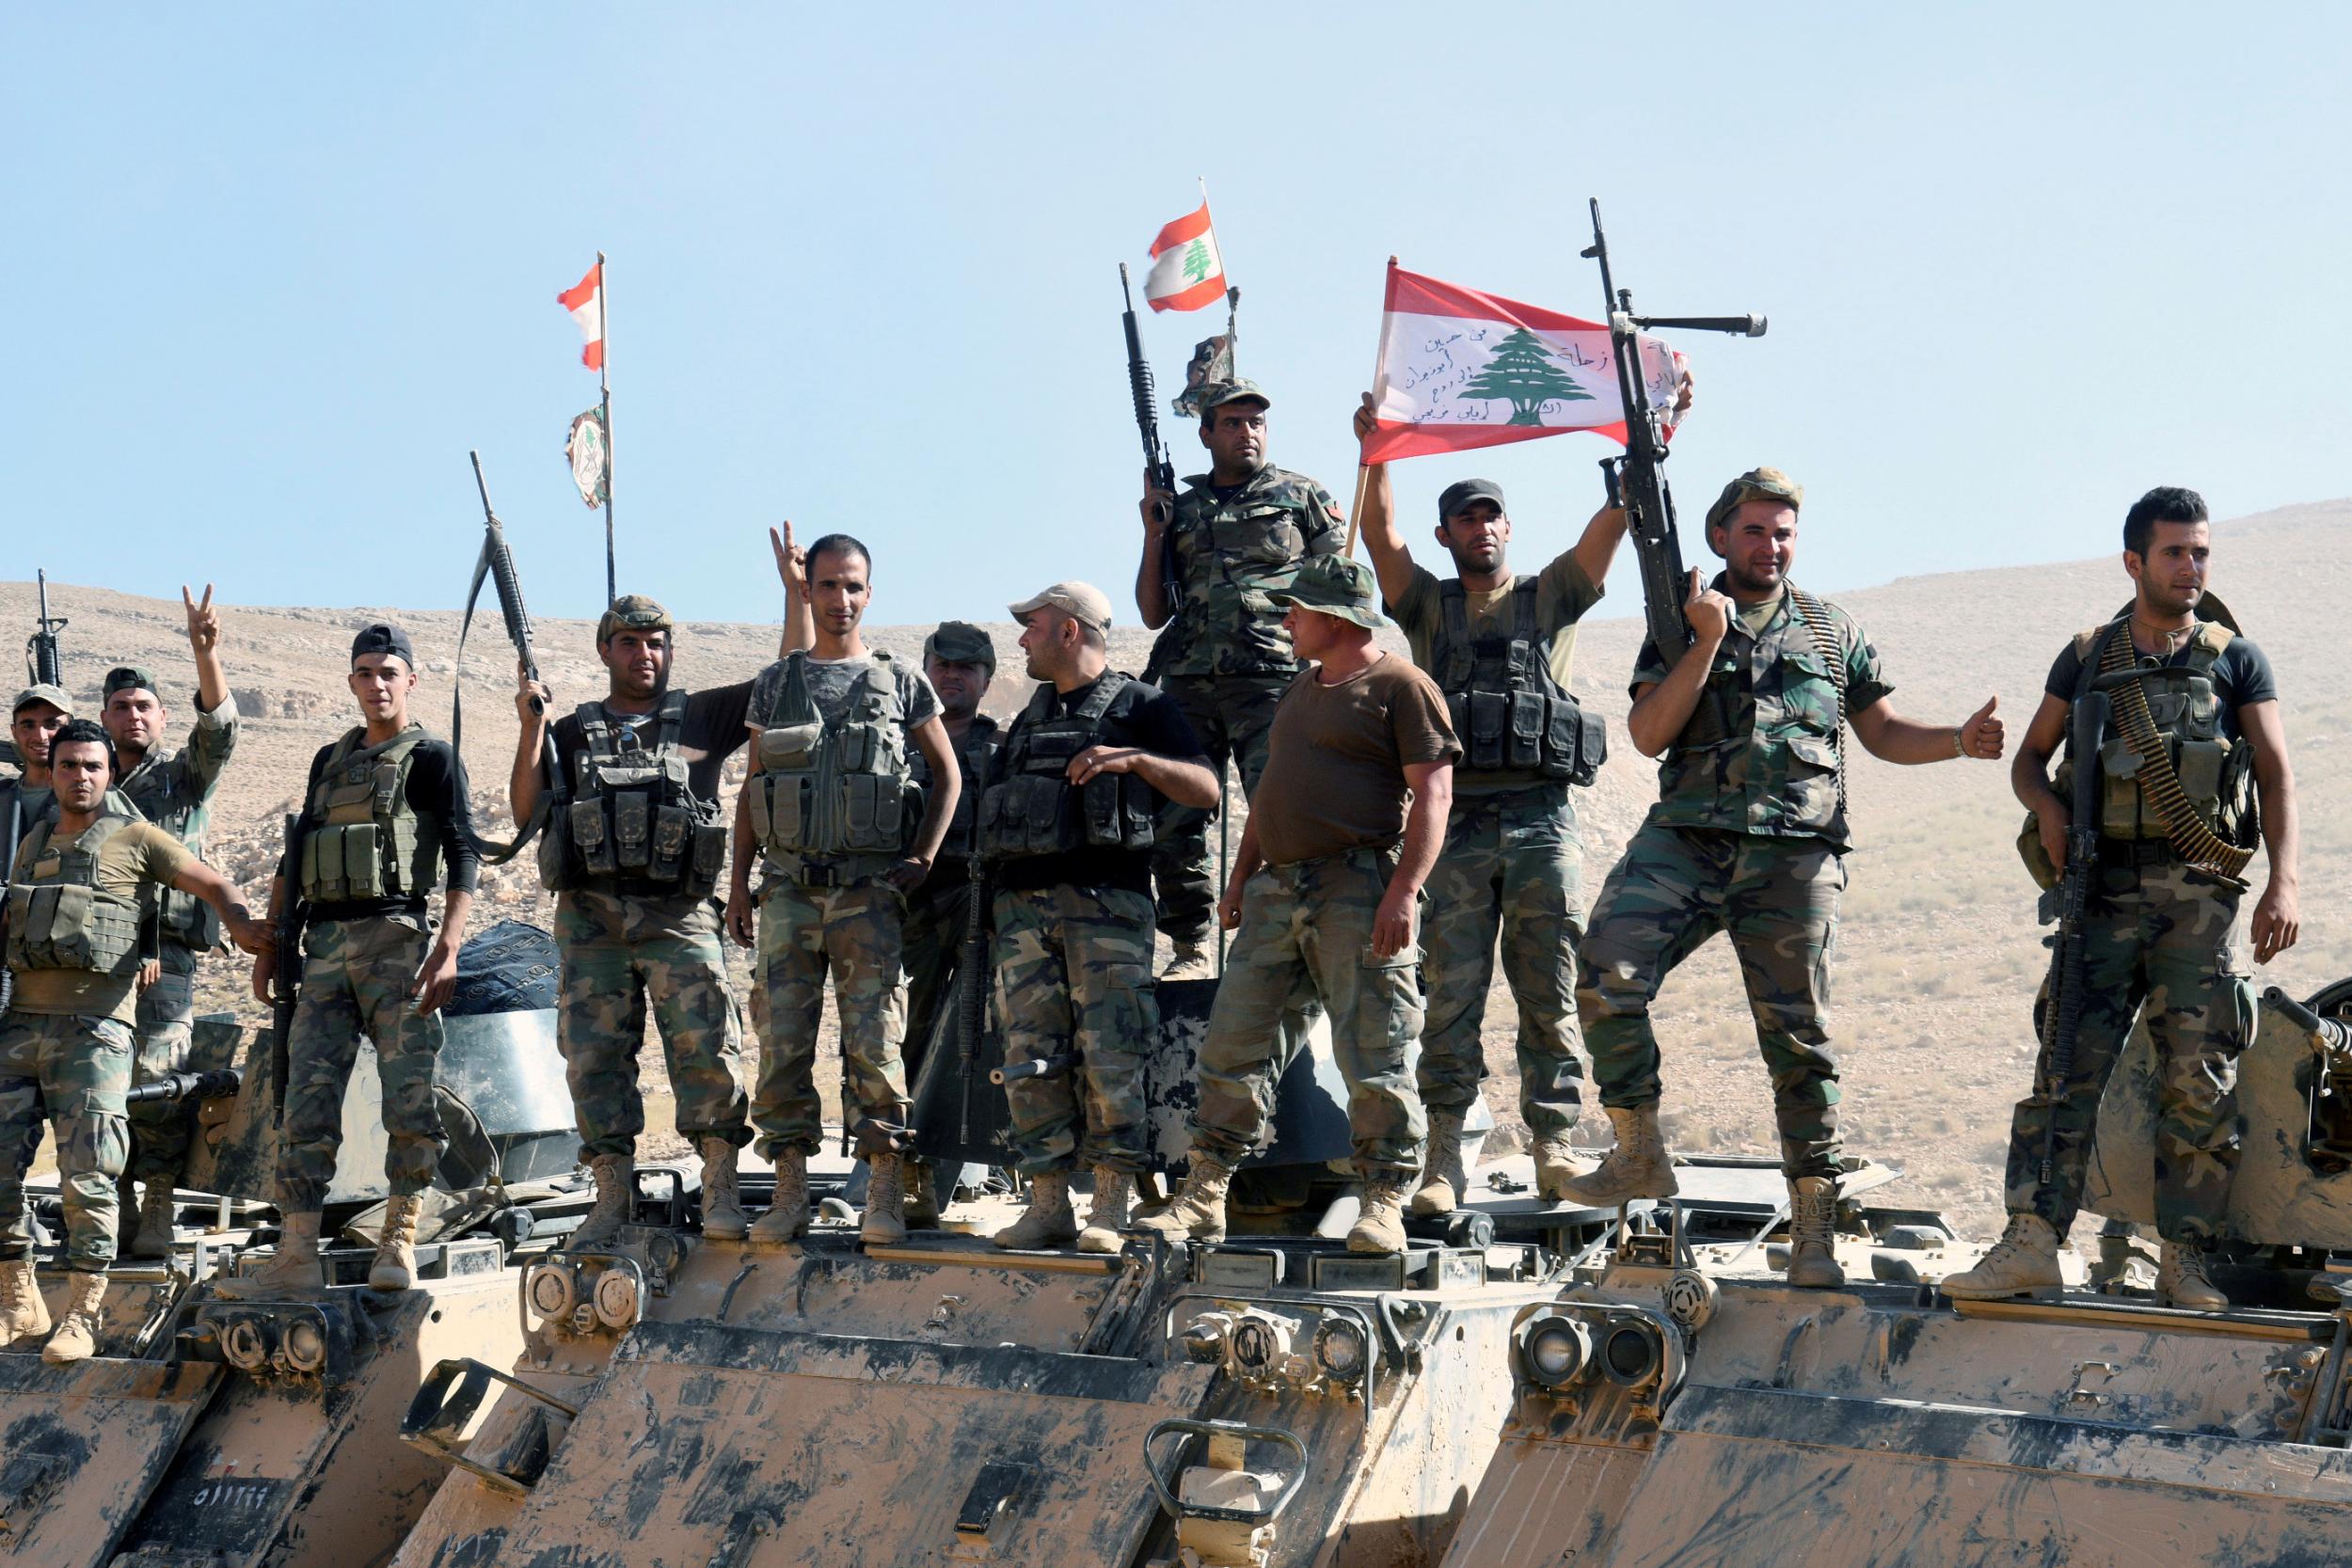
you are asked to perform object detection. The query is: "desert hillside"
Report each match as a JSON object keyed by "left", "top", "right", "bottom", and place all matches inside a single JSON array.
[{"left": 7, "top": 499, "right": 2344, "bottom": 1238}]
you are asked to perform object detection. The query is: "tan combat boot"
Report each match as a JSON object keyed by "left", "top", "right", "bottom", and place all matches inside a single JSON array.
[
  {"left": 749, "top": 1147, "right": 810, "bottom": 1243},
  {"left": 903, "top": 1157, "right": 941, "bottom": 1229},
  {"left": 1161, "top": 935, "right": 1215, "bottom": 982},
  {"left": 215, "top": 1211, "right": 326, "bottom": 1300},
  {"left": 43, "top": 1270, "right": 109, "bottom": 1365},
  {"left": 568, "top": 1153, "right": 636, "bottom": 1251},
  {"left": 1559, "top": 1105, "right": 1679, "bottom": 1206},
  {"left": 129, "top": 1182, "right": 179, "bottom": 1260},
  {"left": 2158, "top": 1242, "right": 2227, "bottom": 1310},
  {"left": 700, "top": 1137, "right": 746, "bottom": 1242},
  {"left": 1941, "top": 1212, "right": 2063, "bottom": 1301},
  {"left": 1133, "top": 1152, "right": 1233, "bottom": 1243},
  {"left": 1078, "top": 1166, "right": 1135, "bottom": 1255},
  {"left": 1534, "top": 1134, "right": 1592, "bottom": 1203},
  {"left": 993, "top": 1171, "right": 1079, "bottom": 1251},
  {"left": 1785, "top": 1176, "right": 1846, "bottom": 1289},
  {"left": 861, "top": 1153, "right": 909, "bottom": 1245},
  {"left": 1348, "top": 1173, "right": 1414, "bottom": 1255},
  {"left": 0, "top": 1257, "right": 52, "bottom": 1348},
  {"left": 369, "top": 1194, "right": 423, "bottom": 1291},
  {"left": 1409, "top": 1109, "right": 1467, "bottom": 1218}
]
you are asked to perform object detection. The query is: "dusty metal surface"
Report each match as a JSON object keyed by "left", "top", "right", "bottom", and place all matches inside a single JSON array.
[{"left": 0, "top": 1354, "right": 224, "bottom": 1566}]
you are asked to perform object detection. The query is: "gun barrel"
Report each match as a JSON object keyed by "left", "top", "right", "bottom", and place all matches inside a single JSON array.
[
  {"left": 1634, "top": 313, "right": 1768, "bottom": 338},
  {"left": 124, "top": 1067, "right": 244, "bottom": 1106},
  {"left": 992, "top": 1053, "right": 1078, "bottom": 1086}
]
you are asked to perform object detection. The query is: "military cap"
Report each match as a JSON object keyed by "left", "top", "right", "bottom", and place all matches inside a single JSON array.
[
  {"left": 1438, "top": 478, "right": 1507, "bottom": 520},
  {"left": 11, "top": 682, "right": 73, "bottom": 719},
  {"left": 350, "top": 623, "right": 418, "bottom": 668},
  {"left": 923, "top": 620, "right": 997, "bottom": 673},
  {"left": 1008, "top": 582, "right": 1113, "bottom": 632},
  {"left": 103, "top": 665, "right": 161, "bottom": 701},
  {"left": 1199, "top": 379, "right": 1271, "bottom": 415},
  {"left": 1704, "top": 467, "right": 1804, "bottom": 535},
  {"left": 1270, "top": 554, "right": 1385, "bottom": 631},
  {"left": 596, "top": 594, "right": 675, "bottom": 645}
]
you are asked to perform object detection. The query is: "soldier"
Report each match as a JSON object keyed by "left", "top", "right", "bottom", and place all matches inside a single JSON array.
[
  {"left": 1564, "top": 468, "right": 2004, "bottom": 1289},
  {"left": 981, "top": 583, "right": 1216, "bottom": 1252},
  {"left": 1137, "top": 555, "right": 1459, "bottom": 1255},
  {"left": 728, "top": 532, "right": 961, "bottom": 1245},
  {"left": 222, "top": 624, "right": 480, "bottom": 1299},
  {"left": 102, "top": 585, "right": 239, "bottom": 1258},
  {"left": 1354, "top": 395, "right": 1624, "bottom": 1211},
  {"left": 513, "top": 593, "right": 775, "bottom": 1250},
  {"left": 1947, "top": 486, "right": 2298, "bottom": 1307},
  {"left": 0, "top": 721, "right": 268, "bottom": 1362},
  {"left": 1136, "top": 380, "right": 1345, "bottom": 979},
  {"left": 7, "top": 684, "right": 76, "bottom": 809}
]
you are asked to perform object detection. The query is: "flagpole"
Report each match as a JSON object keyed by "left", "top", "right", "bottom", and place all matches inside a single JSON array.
[
  {"left": 1343, "top": 257, "right": 1399, "bottom": 560},
  {"left": 597, "top": 249, "right": 614, "bottom": 606}
]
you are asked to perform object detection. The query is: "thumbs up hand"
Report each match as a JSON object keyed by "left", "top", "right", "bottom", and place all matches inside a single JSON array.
[{"left": 1958, "top": 695, "right": 2004, "bottom": 760}]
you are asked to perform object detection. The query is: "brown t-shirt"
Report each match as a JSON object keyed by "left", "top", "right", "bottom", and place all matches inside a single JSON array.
[
  {"left": 8, "top": 817, "right": 194, "bottom": 1022},
  {"left": 1250, "top": 653, "right": 1460, "bottom": 866}
]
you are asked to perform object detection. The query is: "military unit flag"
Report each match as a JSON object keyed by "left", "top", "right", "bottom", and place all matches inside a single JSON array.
[
  {"left": 1143, "top": 202, "right": 1227, "bottom": 313},
  {"left": 1359, "top": 263, "right": 1687, "bottom": 464},
  {"left": 558, "top": 261, "right": 606, "bottom": 372}
]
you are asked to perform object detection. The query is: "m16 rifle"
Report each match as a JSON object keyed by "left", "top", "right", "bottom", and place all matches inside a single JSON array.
[
  {"left": 271, "top": 808, "right": 310, "bottom": 1124},
  {"left": 2036, "top": 673, "right": 2113, "bottom": 1184},
  {"left": 1121, "top": 265, "right": 1184, "bottom": 681},
  {"left": 1580, "top": 200, "right": 1767, "bottom": 663},
  {"left": 27, "top": 569, "right": 66, "bottom": 688},
  {"left": 456, "top": 451, "right": 553, "bottom": 864}
]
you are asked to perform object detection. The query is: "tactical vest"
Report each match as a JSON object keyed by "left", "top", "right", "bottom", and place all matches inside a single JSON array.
[
  {"left": 1431, "top": 578, "right": 1605, "bottom": 789},
  {"left": 119, "top": 750, "right": 220, "bottom": 950},
  {"left": 910, "top": 715, "right": 1001, "bottom": 865},
  {"left": 977, "top": 675, "right": 1157, "bottom": 863},
  {"left": 746, "top": 653, "right": 919, "bottom": 861},
  {"left": 2060, "top": 620, "right": 2255, "bottom": 846},
  {"left": 297, "top": 725, "right": 444, "bottom": 904},
  {"left": 1165, "top": 467, "right": 1328, "bottom": 678},
  {"left": 546, "top": 692, "right": 729, "bottom": 896},
  {"left": 6, "top": 812, "right": 143, "bottom": 981}
]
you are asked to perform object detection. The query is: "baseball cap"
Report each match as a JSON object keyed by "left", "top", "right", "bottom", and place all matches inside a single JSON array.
[
  {"left": 923, "top": 620, "right": 997, "bottom": 673},
  {"left": 1007, "top": 582, "right": 1114, "bottom": 632},
  {"left": 597, "top": 594, "right": 674, "bottom": 644},
  {"left": 1199, "top": 379, "right": 1271, "bottom": 415},
  {"left": 11, "top": 683, "right": 73, "bottom": 719},
  {"left": 351, "top": 623, "right": 419, "bottom": 668},
  {"left": 1438, "top": 479, "right": 1507, "bottom": 520},
  {"left": 103, "top": 665, "right": 161, "bottom": 701}
]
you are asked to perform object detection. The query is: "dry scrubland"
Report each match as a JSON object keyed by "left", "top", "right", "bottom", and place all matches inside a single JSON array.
[{"left": 8, "top": 499, "right": 2345, "bottom": 1239}]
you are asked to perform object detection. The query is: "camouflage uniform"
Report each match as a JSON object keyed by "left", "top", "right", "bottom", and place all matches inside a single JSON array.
[
  {"left": 0, "top": 1016, "right": 133, "bottom": 1270},
  {"left": 1150, "top": 460, "right": 1344, "bottom": 942},
  {"left": 991, "top": 884, "right": 1157, "bottom": 1174},
  {"left": 749, "top": 872, "right": 912, "bottom": 1153},
  {"left": 116, "top": 692, "right": 238, "bottom": 1182},
  {"left": 901, "top": 713, "right": 999, "bottom": 1073},
  {"left": 1577, "top": 581, "right": 1887, "bottom": 1179},
  {"left": 278, "top": 914, "right": 448, "bottom": 1212}
]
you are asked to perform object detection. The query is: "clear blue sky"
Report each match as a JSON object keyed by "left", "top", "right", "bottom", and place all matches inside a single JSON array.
[{"left": 7, "top": 6, "right": 2345, "bottom": 629}]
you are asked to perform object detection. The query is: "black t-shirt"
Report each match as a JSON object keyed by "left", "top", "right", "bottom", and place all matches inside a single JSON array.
[
  {"left": 290, "top": 732, "right": 482, "bottom": 923},
  {"left": 2044, "top": 627, "right": 2277, "bottom": 741},
  {"left": 989, "top": 673, "right": 1205, "bottom": 897},
  {"left": 548, "top": 682, "right": 755, "bottom": 804}
]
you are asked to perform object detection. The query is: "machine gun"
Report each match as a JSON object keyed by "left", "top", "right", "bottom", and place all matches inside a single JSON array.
[
  {"left": 455, "top": 451, "right": 553, "bottom": 864},
  {"left": 1579, "top": 201, "right": 1767, "bottom": 664},
  {"left": 1120, "top": 264, "right": 1183, "bottom": 626},
  {"left": 956, "top": 867, "right": 993, "bottom": 1143},
  {"left": 2035, "top": 680, "right": 2113, "bottom": 1184},
  {"left": 271, "top": 809, "right": 310, "bottom": 1125},
  {"left": 125, "top": 1067, "right": 244, "bottom": 1106},
  {"left": 26, "top": 569, "right": 65, "bottom": 688}
]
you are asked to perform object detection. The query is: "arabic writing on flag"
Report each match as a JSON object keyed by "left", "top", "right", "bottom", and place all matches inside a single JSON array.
[
  {"left": 558, "top": 261, "right": 604, "bottom": 372},
  {"left": 1144, "top": 202, "right": 1227, "bottom": 312},
  {"left": 1360, "top": 263, "right": 1685, "bottom": 463}
]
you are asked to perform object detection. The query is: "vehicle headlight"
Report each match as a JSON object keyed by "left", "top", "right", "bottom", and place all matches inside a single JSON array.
[
  {"left": 1520, "top": 1314, "right": 1592, "bottom": 1389},
  {"left": 1311, "top": 1318, "right": 1369, "bottom": 1386}
]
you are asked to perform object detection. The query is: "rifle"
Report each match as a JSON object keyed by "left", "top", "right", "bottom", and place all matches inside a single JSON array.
[
  {"left": 1120, "top": 265, "right": 1182, "bottom": 623},
  {"left": 26, "top": 569, "right": 65, "bottom": 688},
  {"left": 956, "top": 867, "right": 992, "bottom": 1144},
  {"left": 2035, "top": 679, "right": 2112, "bottom": 1185},
  {"left": 271, "top": 810, "right": 310, "bottom": 1125},
  {"left": 456, "top": 451, "right": 553, "bottom": 864},
  {"left": 1579, "top": 200, "right": 1767, "bottom": 664},
  {"left": 125, "top": 1067, "right": 243, "bottom": 1106},
  {"left": 0, "top": 786, "right": 20, "bottom": 1014}
]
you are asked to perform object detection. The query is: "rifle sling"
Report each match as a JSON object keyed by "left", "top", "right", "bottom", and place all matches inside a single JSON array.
[
  {"left": 2096, "top": 623, "right": 2252, "bottom": 883},
  {"left": 453, "top": 540, "right": 551, "bottom": 867}
]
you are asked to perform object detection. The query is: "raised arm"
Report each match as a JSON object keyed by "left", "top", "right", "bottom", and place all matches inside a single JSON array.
[
  {"left": 1352, "top": 393, "right": 1419, "bottom": 611},
  {"left": 771, "top": 523, "right": 814, "bottom": 654},
  {"left": 183, "top": 583, "right": 230, "bottom": 714},
  {"left": 1136, "top": 470, "right": 1177, "bottom": 630},
  {"left": 1626, "top": 572, "right": 1733, "bottom": 757},
  {"left": 510, "top": 661, "right": 553, "bottom": 823}
]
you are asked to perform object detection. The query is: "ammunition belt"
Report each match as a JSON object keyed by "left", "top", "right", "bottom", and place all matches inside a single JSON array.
[{"left": 2098, "top": 625, "right": 2252, "bottom": 883}]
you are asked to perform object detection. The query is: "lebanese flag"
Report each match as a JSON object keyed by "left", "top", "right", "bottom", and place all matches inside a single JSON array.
[
  {"left": 558, "top": 261, "right": 604, "bottom": 372},
  {"left": 1360, "top": 262, "right": 1686, "bottom": 463},
  {"left": 1143, "top": 203, "right": 1226, "bottom": 312}
]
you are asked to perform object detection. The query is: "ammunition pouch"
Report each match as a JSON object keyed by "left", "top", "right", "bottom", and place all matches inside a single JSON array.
[
  {"left": 547, "top": 694, "right": 728, "bottom": 896},
  {"left": 296, "top": 726, "right": 439, "bottom": 904},
  {"left": 1434, "top": 578, "right": 1606, "bottom": 787},
  {"left": 912, "top": 717, "right": 999, "bottom": 864},
  {"left": 977, "top": 673, "right": 1159, "bottom": 864},
  {"left": 747, "top": 655, "right": 917, "bottom": 862},
  {"left": 5, "top": 815, "right": 144, "bottom": 976}
]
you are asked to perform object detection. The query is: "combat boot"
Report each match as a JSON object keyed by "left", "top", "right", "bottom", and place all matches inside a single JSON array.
[
  {"left": 1941, "top": 1212, "right": 2062, "bottom": 1301},
  {"left": 1534, "top": 1134, "right": 1592, "bottom": 1203},
  {"left": 1559, "top": 1104, "right": 1679, "bottom": 1206},
  {"left": 1133, "top": 1152, "right": 1233, "bottom": 1243},
  {"left": 214, "top": 1212, "right": 325, "bottom": 1300},
  {"left": 861, "top": 1152, "right": 910, "bottom": 1245},
  {"left": 2159, "top": 1242, "right": 2228, "bottom": 1310},
  {"left": 993, "top": 1171, "right": 1079, "bottom": 1251},
  {"left": 1409, "top": 1109, "right": 1467, "bottom": 1217},
  {"left": 568, "top": 1153, "right": 636, "bottom": 1251},
  {"left": 369, "top": 1194, "right": 423, "bottom": 1291},
  {"left": 43, "top": 1270, "right": 109, "bottom": 1365},
  {"left": 1162, "top": 935, "right": 1215, "bottom": 982},
  {"left": 1785, "top": 1176, "right": 1846, "bottom": 1289},
  {"left": 0, "top": 1257, "right": 51, "bottom": 1348},
  {"left": 128, "top": 1181, "right": 178, "bottom": 1260},
  {"left": 1078, "top": 1166, "right": 1135, "bottom": 1255},
  {"left": 699, "top": 1138, "right": 746, "bottom": 1241},
  {"left": 1348, "top": 1173, "right": 1414, "bottom": 1255},
  {"left": 749, "top": 1147, "right": 810, "bottom": 1243},
  {"left": 903, "top": 1156, "right": 941, "bottom": 1228}
]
